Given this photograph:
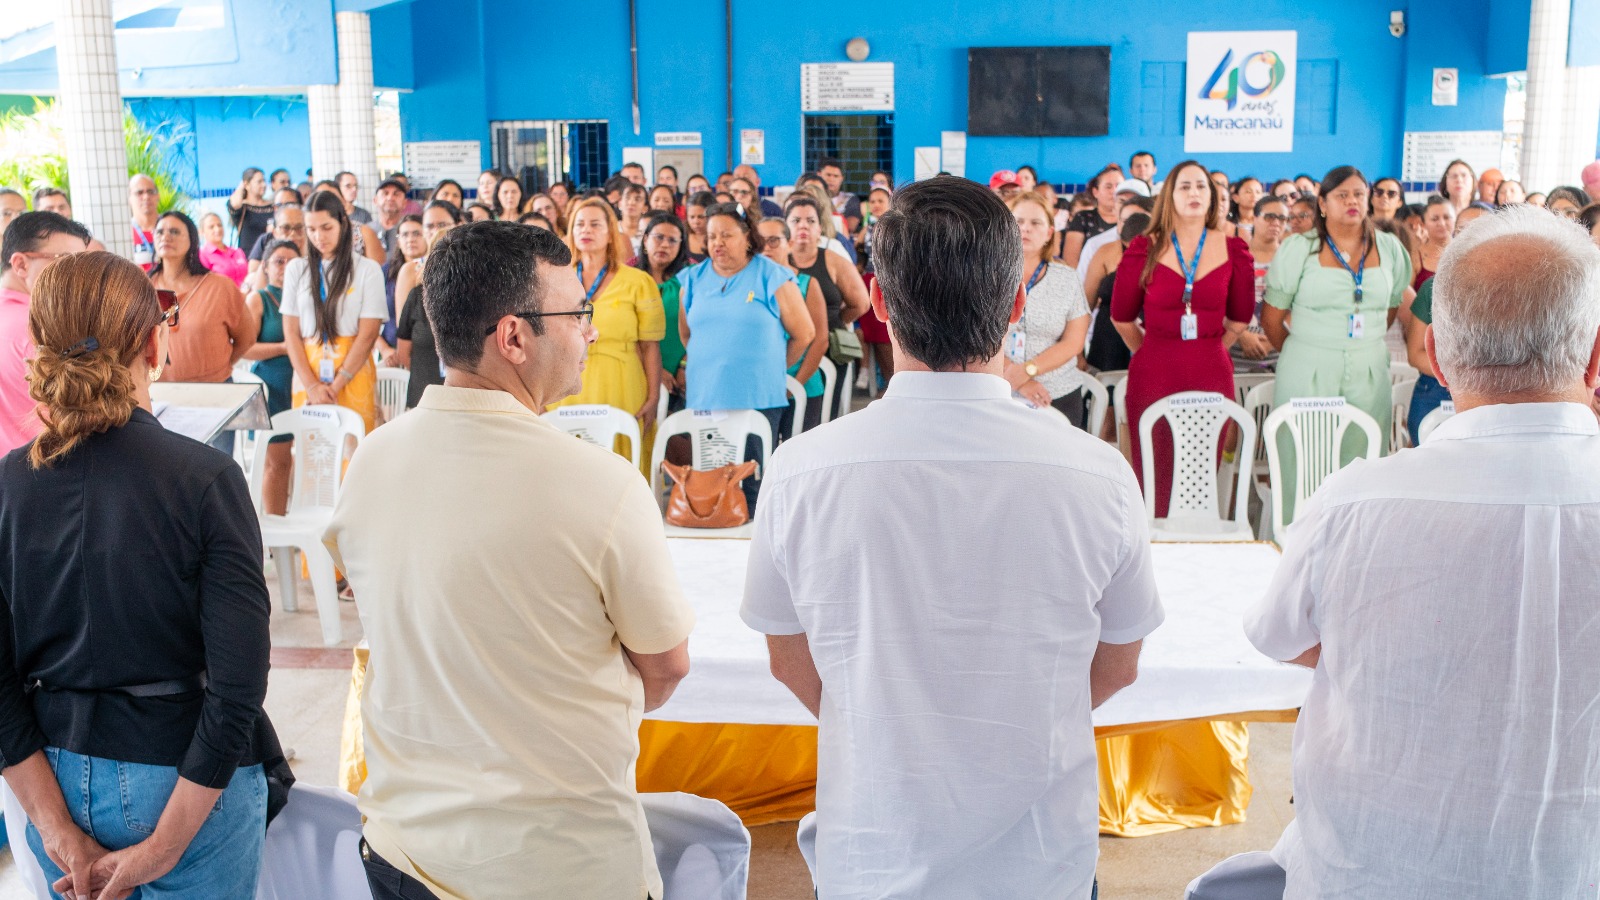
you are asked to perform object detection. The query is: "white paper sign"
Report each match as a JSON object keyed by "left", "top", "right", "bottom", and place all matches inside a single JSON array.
[
  {"left": 1432, "top": 68, "right": 1459, "bottom": 106},
  {"left": 801, "top": 62, "right": 895, "bottom": 112},
  {"left": 401, "top": 141, "right": 482, "bottom": 188},
  {"left": 622, "top": 146, "right": 654, "bottom": 174},
  {"left": 1185, "top": 31, "right": 1297, "bottom": 153},
  {"left": 1400, "top": 131, "right": 1504, "bottom": 183},
  {"left": 1288, "top": 397, "right": 1348, "bottom": 411},
  {"left": 913, "top": 146, "right": 941, "bottom": 181},
  {"left": 655, "top": 132, "right": 701, "bottom": 146},
  {"left": 740, "top": 129, "right": 765, "bottom": 165},
  {"left": 940, "top": 131, "right": 967, "bottom": 178}
]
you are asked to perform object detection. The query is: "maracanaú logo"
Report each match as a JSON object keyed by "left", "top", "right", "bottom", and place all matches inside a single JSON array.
[{"left": 1199, "top": 49, "right": 1286, "bottom": 110}]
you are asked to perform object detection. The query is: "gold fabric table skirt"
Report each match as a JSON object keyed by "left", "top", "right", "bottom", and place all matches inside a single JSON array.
[{"left": 338, "top": 646, "right": 1293, "bottom": 836}]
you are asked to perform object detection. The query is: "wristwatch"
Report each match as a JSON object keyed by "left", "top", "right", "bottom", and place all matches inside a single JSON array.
[{"left": 1023, "top": 361, "right": 1039, "bottom": 378}]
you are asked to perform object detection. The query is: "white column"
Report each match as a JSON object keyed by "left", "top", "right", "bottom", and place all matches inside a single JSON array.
[
  {"left": 54, "top": 0, "right": 131, "bottom": 257},
  {"left": 1520, "top": 0, "right": 1571, "bottom": 192},
  {"left": 307, "top": 84, "right": 343, "bottom": 184},
  {"left": 1560, "top": 66, "right": 1600, "bottom": 184},
  {"left": 335, "top": 11, "right": 380, "bottom": 198}
]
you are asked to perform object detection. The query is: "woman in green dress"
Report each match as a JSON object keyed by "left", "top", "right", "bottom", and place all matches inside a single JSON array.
[{"left": 1262, "top": 166, "right": 1411, "bottom": 519}]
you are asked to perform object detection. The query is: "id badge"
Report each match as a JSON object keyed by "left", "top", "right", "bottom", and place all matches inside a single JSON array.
[
  {"left": 1348, "top": 313, "right": 1365, "bottom": 340},
  {"left": 1006, "top": 326, "right": 1026, "bottom": 363},
  {"left": 133, "top": 247, "right": 154, "bottom": 266},
  {"left": 319, "top": 346, "right": 336, "bottom": 384},
  {"left": 1180, "top": 313, "right": 1198, "bottom": 341}
]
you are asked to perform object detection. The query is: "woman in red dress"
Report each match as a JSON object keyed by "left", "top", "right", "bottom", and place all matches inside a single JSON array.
[{"left": 1112, "top": 160, "right": 1256, "bottom": 517}]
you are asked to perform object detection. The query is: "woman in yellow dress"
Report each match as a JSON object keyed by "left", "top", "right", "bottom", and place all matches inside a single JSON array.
[
  {"left": 552, "top": 196, "right": 664, "bottom": 472},
  {"left": 281, "top": 189, "right": 388, "bottom": 432}
]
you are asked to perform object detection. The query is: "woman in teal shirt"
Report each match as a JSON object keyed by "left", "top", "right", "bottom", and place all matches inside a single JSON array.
[
  {"left": 636, "top": 212, "right": 691, "bottom": 414},
  {"left": 1263, "top": 167, "right": 1411, "bottom": 518}
]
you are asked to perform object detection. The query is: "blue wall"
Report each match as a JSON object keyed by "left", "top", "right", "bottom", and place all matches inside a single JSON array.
[
  {"left": 125, "top": 96, "right": 313, "bottom": 197},
  {"left": 387, "top": 0, "right": 1520, "bottom": 190}
]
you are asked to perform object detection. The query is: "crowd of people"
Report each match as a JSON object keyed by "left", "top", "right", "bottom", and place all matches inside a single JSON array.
[{"left": 0, "top": 145, "right": 1598, "bottom": 899}]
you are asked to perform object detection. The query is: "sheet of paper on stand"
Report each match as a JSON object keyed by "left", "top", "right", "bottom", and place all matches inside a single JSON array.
[{"left": 650, "top": 539, "right": 1310, "bottom": 729}]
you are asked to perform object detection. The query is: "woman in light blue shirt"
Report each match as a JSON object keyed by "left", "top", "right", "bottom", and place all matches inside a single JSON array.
[{"left": 678, "top": 203, "right": 814, "bottom": 506}]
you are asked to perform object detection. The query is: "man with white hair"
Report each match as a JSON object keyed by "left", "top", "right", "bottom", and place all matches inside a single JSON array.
[{"left": 1202, "top": 205, "right": 1600, "bottom": 898}]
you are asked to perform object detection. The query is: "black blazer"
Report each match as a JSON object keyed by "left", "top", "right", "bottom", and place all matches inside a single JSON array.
[{"left": 0, "top": 408, "right": 273, "bottom": 789}]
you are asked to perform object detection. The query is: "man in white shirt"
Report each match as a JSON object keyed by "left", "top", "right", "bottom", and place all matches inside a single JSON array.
[
  {"left": 742, "top": 175, "right": 1163, "bottom": 900},
  {"left": 325, "top": 221, "right": 694, "bottom": 900},
  {"left": 1239, "top": 205, "right": 1600, "bottom": 899}
]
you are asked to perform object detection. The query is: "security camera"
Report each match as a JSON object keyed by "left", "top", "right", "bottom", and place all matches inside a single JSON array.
[{"left": 1389, "top": 10, "right": 1406, "bottom": 37}]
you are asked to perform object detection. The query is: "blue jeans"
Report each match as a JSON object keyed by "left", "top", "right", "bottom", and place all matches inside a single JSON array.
[
  {"left": 25, "top": 747, "right": 266, "bottom": 899},
  {"left": 1409, "top": 373, "right": 1451, "bottom": 446}
]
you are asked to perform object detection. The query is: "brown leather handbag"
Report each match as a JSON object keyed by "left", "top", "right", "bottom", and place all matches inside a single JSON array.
[{"left": 662, "top": 460, "right": 758, "bottom": 528}]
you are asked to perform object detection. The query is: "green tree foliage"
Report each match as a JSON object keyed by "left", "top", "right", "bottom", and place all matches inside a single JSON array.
[{"left": 0, "top": 97, "right": 191, "bottom": 212}]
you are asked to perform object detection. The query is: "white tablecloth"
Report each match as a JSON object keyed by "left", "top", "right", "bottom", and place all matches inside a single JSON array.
[{"left": 651, "top": 539, "right": 1310, "bottom": 729}]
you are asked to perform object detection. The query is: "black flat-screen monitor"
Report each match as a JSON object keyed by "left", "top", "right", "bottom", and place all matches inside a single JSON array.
[{"left": 968, "top": 46, "right": 1111, "bottom": 137}]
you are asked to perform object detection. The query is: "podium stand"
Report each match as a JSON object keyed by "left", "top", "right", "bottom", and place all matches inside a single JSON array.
[{"left": 149, "top": 382, "right": 271, "bottom": 444}]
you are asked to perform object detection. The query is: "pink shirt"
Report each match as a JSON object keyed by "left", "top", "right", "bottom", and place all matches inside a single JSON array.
[
  {"left": 0, "top": 288, "right": 41, "bottom": 455},
  {"left": 200, "top": 243, "right": 249, "bottom": 287}
]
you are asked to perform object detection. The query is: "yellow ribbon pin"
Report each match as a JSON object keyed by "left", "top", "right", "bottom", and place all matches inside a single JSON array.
[{"left": 746, "top": 290, "right": 755, "bottom": 303}]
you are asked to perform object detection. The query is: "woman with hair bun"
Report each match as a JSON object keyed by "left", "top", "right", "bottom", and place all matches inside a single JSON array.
[{"left": 0, "top": 251, "right": 280, "bottom": 899}]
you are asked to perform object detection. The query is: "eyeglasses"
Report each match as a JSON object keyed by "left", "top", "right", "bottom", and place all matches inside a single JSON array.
[
  {"left": 424, "top": 221, "right": 452, "bottom": 233},
  {"left": 648, "top": 233, "right": 682, "bottom": 246},
  {"left": 277, "top": 223, "right": 305, "bottom": 235},
  {"left": 1289, "top": 212, "right": 1314, "bottom": 221},
  {"left": 130, "top": 188, "right": 159, "bottom": 198},
  {"left": 157, "top": 290, "right": 180, "bottom": 327},
  {"left": 1372, "top": 188, "right": 1401, "bottom": 199},
  {"left": 154, "top": 227, "right": 187, "bottom": 238},
  {"left": 762, "top": 235, "right": 784, "bottom": 248},
  {"left": 20, "top": 251, "right": 73, "bottom": 263},
  {"left": 730, "top": 188, "right": 753, "bottom": 197},
  {"left": 274, "top": 201, "right": 302, "bottom": 209},
  {"left": 486, "top": 305, "right": 594, "bottom": 335},
  {"left": 1260, "top": 213, "right": 1288, "bottom": 223}
]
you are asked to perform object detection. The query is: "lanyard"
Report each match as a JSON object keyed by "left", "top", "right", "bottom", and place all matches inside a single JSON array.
[
  {"left": 1324, "top": 236, "right": 1368, "bottom": 308},
  {"left": 131, "top": 220, "right": 154, "bottom": 253},
  {"left": 1171, "top": 230, "right": 1207, "bottom": 314},
  {"left": 577, "top": 262, "right": 608, "bottom": 305},
  {"left": 1025, "top": 261, "right": 1049, "bottom": 293}
]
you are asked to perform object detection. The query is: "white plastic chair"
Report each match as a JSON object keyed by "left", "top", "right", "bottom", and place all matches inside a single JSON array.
[
  {"left": 649, "top": 409, "right": 775, "bottom": 538},
  {"left": 785, "top": 376, "right": 808, "bottom": 439},
  {"left": 1263, "top": 397, "right": 1383, "bottom": 538},
  {"left": 640, "top": 792, "right": 751, "bottom": 900},
  {"left": 797, "top": 811, "right": 819, "bottom": 886},
  {"left": 1390, "top": 376, "right": 1418, "bottom": 452},
  {"left": 545, "top": 404, "right": 643, "bottom": 470},
  {"left": 1097, "top": 369, "right": 1129, "bottom": 449},
  {"left": 375, "top": 367, "right": 410, "bottom": 423},
  {"left": 817, "top": 357, "right": 839, "bottom": 423},
  {"left": 1082, "top": 375, "right": 1110, "bottom": 439},
  {"left": 1137, "top": 392, "right": 1257, "bottom": 542},
  {"left": 1417, "top": 400, "right": 1456, "bottom": 443},
  {"left": 251, "top": 406, "right": 366, "bottom": 646},
  {"left": 838, "top": 360, "right": 856, "bottom": 417},
  {"left": 2, "top": 782, "right": 51, "bottom": 900},
  {"left": 255, "top": 784, "right": 373, "bottom": 900},
  {"left": 1242, "top": 381, "right": 1277, "bottom": 541},
  {"left": 1185, "top": 851, "right": 1286, "bottom": 900},
  {"left": 1390, "top": 361, "right": 1420, "bottom": 384},
  {"left": 1232, "top": 372, "right": 1274, "bottom": 408}
]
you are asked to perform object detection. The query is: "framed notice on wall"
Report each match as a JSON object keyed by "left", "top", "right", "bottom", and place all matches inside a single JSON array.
[
  {"left": 801, "top": 63, "right": 894, "bottom": 112},
  {"left": 1184, "top": 31, "right": 1297, "bottom": 153},
  {"left": 402, "top": 141, "right": 482, "bottom": 188}
]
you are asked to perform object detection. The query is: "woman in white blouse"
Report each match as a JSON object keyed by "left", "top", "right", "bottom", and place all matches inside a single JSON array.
[
  {"left": 1003, "top": 192, "right": 1092, "bottom": 423},
  {"left": 281, "top": 189, "right": 389, "bottom": 432}
]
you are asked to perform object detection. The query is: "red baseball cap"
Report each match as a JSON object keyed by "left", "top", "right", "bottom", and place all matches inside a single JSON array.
[{"left": 988, "top": 170, "right": 1020, "bottom": 190}]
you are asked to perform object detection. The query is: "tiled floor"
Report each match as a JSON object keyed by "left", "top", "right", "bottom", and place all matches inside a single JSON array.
[{"left": 0, "top": 561, "right": 1293, "bottom": 900}]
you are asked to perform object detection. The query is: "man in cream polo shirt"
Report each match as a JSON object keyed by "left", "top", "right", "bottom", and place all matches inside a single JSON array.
[{"left": 326, "top": 221, "right": 693, "bottom": 900}]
